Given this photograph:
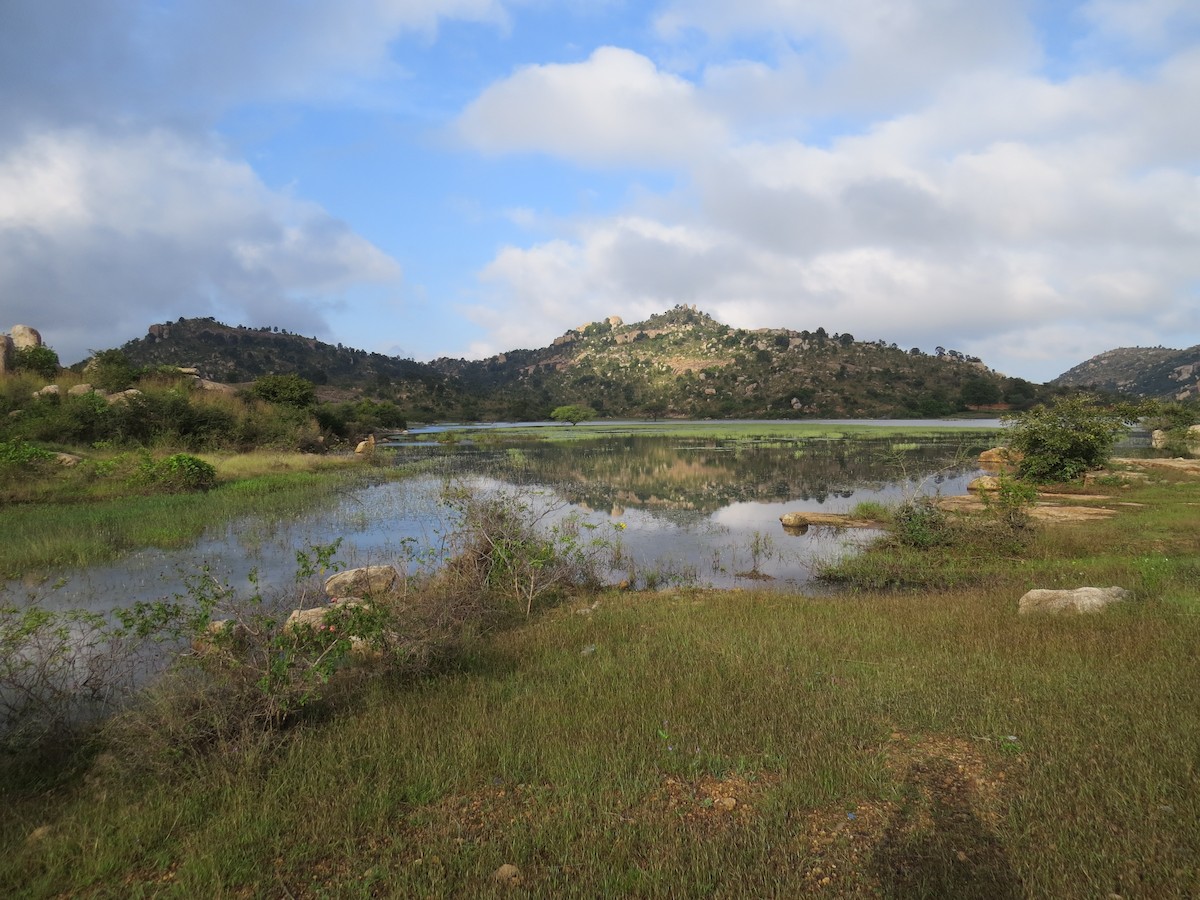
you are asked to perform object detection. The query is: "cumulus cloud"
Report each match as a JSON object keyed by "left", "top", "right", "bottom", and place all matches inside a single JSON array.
[
  {"left": 0, "top": 0, "right": 509, "bottom": 362},
  {"left": 461, "top": 5, "right": 1200, "bottom": 380},
  {"left": 0, "top": 128, "right": 400, "bottom": 363},
  {"left": 458, "top": 46, "right": 726, "bottom": 166}
]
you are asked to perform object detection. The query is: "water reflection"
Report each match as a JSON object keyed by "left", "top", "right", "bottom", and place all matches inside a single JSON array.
[{"left": 5, "top": 434, "right": 991, "bottom": 613}]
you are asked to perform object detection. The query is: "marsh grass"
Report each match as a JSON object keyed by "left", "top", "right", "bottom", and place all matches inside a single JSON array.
[
  {"left": 3, "top": 580, "right": 1197, "bottom": 897},
  {"left": 417, "top": 421, "right": 1003, "bottom": 444},
  {"left": 0, "top": 461, "right": 391, "bottom": 578}
]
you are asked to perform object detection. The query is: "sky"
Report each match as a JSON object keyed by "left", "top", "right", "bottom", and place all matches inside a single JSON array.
[{"left": 1, "top": 1, "right": 1198, "bottom": 382}]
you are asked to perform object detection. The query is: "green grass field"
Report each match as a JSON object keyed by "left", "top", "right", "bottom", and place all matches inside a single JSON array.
[{"left": 2, "top": 468, "right": 1197, "bottom": 897}]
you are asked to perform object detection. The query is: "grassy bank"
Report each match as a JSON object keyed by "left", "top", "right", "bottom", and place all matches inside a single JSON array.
[
  {"left": 3, "top": 471, "right": 1198, "bottom": 897},
  {"left": 0, "top": 453, "right": 400, "bottom": 579},
  {"left": 416, "top": 419, "right": 1004, "bottom": 444}
]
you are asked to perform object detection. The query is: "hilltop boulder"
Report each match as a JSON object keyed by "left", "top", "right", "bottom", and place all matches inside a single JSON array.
[{"left": 10, "top": 324, "right": 42, "bottom": 350}]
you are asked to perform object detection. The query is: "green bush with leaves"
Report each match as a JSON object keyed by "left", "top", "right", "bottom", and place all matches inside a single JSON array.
[
  {"left": 135, "top": 453, "right": 217, "bottom": 492},
  {"left": 85, "top": 349, "right": 140, "bottom": 392},
  {"left": 1003, "top": 395, "right": 1140, "bottom": 482},
  {"left": 250, "top": 374, "right": 317, "bottom": 408},
  {"left": 12, "top": 344, "right": 60, "bottom": 379},
  {"left": 0, "top": 439, "right": 54, "bottom": 468}
]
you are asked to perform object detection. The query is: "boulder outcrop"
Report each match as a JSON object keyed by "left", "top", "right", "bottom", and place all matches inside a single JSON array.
[
  {"left": 10, "top": 324, "right": 42, "bottom": 350},
  {"left": 1018, "top": 586, "right": 1131, "bottom": 614}
]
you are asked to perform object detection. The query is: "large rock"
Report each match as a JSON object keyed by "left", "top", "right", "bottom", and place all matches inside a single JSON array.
[
  {"left": 107, "top": 388, "right": 143, "bottom": 404},
  {"left": 284, "top": 598, "right": 370, "bottom": 634},
  {"left": 1018, "top": 586, "right": 1131, "bottom": 615},
  {"left": 978, "top": 447, "right": 1023, "bottom": 471},
  {"left": 324, "top": 565, "right": 397, "bottom": 598},
  {"left": 780, "top": 511, "right": 879, "bottom": 529},
  {"left": 10, "top": 324, "right": 42, "bottom": 350},
  {"left": 968, "top": 475, "right": 1002, "bottom": 492},
  {"left": 32, "top": 384, "right": 60, "bottom": 398},
  {"left": 1150, "top": 429, "right": 1169, "bottom": 449}
]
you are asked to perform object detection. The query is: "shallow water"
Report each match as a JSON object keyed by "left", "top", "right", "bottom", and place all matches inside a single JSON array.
[{"left": 4, "top": 432, "right": 994, "bottom": 614}]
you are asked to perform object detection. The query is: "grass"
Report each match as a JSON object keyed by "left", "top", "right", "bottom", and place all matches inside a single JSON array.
[
  {"left": 2, "top": 471, "right": 1198, "bottom": 896},
  {"left": 0, "top": 453, "right": 408, "bottom": 578},
  {"left": 416, "top": 420, "right": 1005, "bottom": 444}
]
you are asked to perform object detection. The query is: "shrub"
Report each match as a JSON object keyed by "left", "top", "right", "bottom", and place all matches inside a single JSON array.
[
  {"left": 85, "top": 349, "right": 139, "bottom": 392},
  {"left": 439, "top": 486, "right": 615, "bottom": 615},
  {"left": 12, "top": 345, "right": 60, "bottom": 379},
  {"left": 135, "top": 453, "right": 217, "bottom": 492},
  {"left": 1003, "top": 396, "right": 1139, "bottom": 483},
  {"left": 0, "top": 439, "right": 54, "bottom": 468},
  {"left": 250, "top": 374, "right": 316, "bottom": 408},
  {"left": 891, "top": 498, "right": 953, "bottom": 548}
]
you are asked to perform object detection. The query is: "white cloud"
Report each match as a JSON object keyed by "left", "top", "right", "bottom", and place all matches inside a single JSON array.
[
  {"left": 457, "top": 46, "right": 726, "bottom": 166},
  {"left": 463, "top": 5, "right": 1200, "bottom": 381},
  {"left": 656, "top": 0, "right": 1037, "bottom": 111},
  {"left": 0, "top": 128, "right": 400, "bottom": 363}
]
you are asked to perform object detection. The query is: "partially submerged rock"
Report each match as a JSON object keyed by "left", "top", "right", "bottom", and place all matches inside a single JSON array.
[
  {"left": 968, "top": 475, "right": 1002, "bottom": 492},
  {"left": 1018, "top": 586, "right": 1131, "bottom": 615},
  {"left": 780, "top": 512, "right": 880, "bottom": 530},
  {"left": 324, "top": 565, "right": 397, "bottom": 598}
]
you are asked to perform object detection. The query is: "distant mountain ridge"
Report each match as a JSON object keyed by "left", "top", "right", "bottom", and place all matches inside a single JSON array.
[
  {"left": 114, "top": 307, "right": 1043, "bottom": 420},
  {"left": 1050, "top": 346, "right": 1200, "bottom": 400}
]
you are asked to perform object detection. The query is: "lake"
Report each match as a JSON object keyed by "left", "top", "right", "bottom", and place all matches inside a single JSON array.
[{"left": 4, "top": 426, "right": 1000, "bottom": 614}]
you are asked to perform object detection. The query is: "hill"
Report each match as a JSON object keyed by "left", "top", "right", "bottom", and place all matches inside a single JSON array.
[
  {"left": 114, "top": 308, "right": 1042, "bottom": 420},
  {"left": 431, "top": 305, "right": 1039, "bottom": 419},
  {"left": 1050, "top": 346, "right": 1200, "bottom": 400},
  {"left": 116, "top": 317, "right": 463, "bottom": 414}
]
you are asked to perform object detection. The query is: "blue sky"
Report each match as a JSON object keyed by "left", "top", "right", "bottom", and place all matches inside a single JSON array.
[{"left": 2, "top": 0, "right": 1198, "bottom": 382}]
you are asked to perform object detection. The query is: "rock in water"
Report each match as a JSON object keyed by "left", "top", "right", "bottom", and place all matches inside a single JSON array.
[
  {"left": 1018, "top": 586, "right": 1131, "bottom": 614},
  {"left": 324, "top": 565, "right": 397, "bottom": 598}
]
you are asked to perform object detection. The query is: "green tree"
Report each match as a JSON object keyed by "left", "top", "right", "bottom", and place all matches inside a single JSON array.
[
  {"left": 960, "top": 377, "right": 1001, "bottom": 407},
  {"left": 550, "top": 404, "right": 597, "bottom": 426},
  {"left": 1003, "top": 395, "right": 1139, "bottom": 482},
  {"left": 250, "top": 374, "right": 316, "bottom": 408},
  {"left": 12, "top": 345, "right": 60, "bottom": 379}
]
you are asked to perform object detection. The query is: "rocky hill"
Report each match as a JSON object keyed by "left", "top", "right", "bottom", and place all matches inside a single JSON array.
[
  {"left": 112, "top": 308, "right": 1042, "bottom": 420},
  {"left": 431, "top": 305, "right": 1039, "bottom": 419},
  {"left": 1050, "top": 346, "right": 1200, "bottom": 401}
]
